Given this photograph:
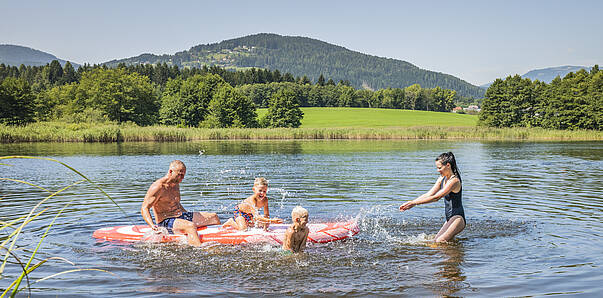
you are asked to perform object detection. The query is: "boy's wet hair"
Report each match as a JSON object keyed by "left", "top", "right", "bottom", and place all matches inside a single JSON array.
[
  {"left": 254, "top": 177, "right": 268, "bottom": 187},
  {"left": 291, "top": 206, "right": 308, "bottom": 218}
]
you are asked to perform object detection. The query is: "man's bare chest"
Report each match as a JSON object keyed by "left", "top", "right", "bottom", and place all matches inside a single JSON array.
[{"left": 156, "top": 188, "right": 180, "bottom": 205}]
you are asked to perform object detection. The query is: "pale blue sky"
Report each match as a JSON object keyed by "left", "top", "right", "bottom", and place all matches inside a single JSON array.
[{"left": 1, "top": 0, "right": 601, "bottom": 85}]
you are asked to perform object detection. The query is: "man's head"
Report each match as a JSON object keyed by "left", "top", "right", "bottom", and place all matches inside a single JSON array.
[
  {"left": 168, "top": 160, "right": 186, "bottom": 183},
  {"left": 291, "top": 206, "right": 309, "bottom": 228},
  {"left": 252, "top": 177, "right": 268, "bottom": 199}
]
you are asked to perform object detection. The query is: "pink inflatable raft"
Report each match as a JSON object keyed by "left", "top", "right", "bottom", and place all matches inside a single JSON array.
[{"left": 93, "top": 220, "right": 359, "bottom": 245}]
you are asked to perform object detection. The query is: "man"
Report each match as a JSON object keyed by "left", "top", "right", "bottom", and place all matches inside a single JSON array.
[{"left": 141, "top": 160, "right": 220, "bottom": 246}]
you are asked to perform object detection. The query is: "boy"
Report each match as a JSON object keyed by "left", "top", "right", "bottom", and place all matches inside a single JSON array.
[
  {"left": 282, "top": 206, "right": 310, "bottom": 253},
  {"left": 221, "top": 177, "right": 283, "bottom": 231}
]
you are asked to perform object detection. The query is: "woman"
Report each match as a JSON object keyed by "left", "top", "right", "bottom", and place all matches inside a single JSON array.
[{"left": 400, "top": 152, "right": 465, "bottom": 242}]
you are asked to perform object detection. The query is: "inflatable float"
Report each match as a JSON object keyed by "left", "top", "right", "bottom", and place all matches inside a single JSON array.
[{"left": 93, "top": 220, "right": 359, "bottom": 245}]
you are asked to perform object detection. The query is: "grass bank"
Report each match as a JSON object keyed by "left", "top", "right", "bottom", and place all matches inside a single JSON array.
[{"left": 1, "top": 122, "right": 601, "bottom": 142}]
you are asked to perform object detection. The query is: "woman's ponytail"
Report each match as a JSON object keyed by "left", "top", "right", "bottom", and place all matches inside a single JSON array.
[{"left": 436, "top": 152, "right": 461, "bottom": 182}]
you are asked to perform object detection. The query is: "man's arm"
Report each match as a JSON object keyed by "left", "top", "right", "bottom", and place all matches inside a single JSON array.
[{"left": 141, "top": 183, "right": 160, "bottom": 230}]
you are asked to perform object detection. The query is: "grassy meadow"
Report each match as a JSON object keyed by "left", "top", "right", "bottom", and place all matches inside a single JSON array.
[
  {"left": 1, "top": 108, "right": 601, "bottom": 142},
  {"left": 258, "top": 107, "right": 478, "bottom": 128}
]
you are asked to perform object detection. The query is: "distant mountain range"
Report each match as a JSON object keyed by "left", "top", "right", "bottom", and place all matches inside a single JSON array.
[
  {"left": 480, "top": 65, "right": 592, "bottom": 88},
  {"left": 105, "top": 33, "right": 485, "bottom": 98},
  {"left": 0, "top": 44, "right": 79, "bottom": 68}
]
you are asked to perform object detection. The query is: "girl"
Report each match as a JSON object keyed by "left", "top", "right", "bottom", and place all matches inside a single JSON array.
[{"left": 400, "top": 152, "right": 465, "bottom": 242}]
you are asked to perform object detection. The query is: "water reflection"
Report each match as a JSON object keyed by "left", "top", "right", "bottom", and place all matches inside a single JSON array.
[
  {"left": 431, "top": 242, "right": 467, "bottom": 297},
  {"left": 0, "top": 140, "right": 475, "bottom": 156}
]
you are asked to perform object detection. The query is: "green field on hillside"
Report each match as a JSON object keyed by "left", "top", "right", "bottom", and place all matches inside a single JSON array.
[{"left": 258, "top": 107, "right": 478, "bottom": 128}]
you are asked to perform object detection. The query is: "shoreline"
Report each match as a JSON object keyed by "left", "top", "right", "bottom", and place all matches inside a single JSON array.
[{"left": 1, "top": 122, "right": 601, "bottom": 142}]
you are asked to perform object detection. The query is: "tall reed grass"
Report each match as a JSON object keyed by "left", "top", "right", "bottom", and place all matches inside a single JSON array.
[
  {"left": 1, "top": 122, "right": 601, "bottom": 142},
  {"left": 1, "top": 156, "right": 120, "bottom": 297}
]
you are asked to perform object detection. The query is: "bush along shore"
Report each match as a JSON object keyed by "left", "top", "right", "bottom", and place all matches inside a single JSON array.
[{"left": 1, "top": 122, "right": 601, "bottom": 142}]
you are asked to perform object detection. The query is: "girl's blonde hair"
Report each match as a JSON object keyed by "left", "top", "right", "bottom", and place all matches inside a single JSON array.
[{"left": 254, "top": 177, "right": 268, "bottom": 187}]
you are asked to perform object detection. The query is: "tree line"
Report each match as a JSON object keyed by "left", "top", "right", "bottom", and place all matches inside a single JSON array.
[
  {"left": 1, "top": 61, "right": 458, "bottom": 127},
  {"left": 479, "top": 66, "right": 601, "bottom": 130}
]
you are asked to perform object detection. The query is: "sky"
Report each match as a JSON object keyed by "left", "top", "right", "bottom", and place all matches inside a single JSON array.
[{"left": 1, "top": 0, "right": 602, "bottom": 86}]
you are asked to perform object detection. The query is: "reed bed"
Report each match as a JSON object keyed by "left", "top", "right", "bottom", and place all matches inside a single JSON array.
[{"left": 1, "top": 122, "right": 601, "bottom": 142}]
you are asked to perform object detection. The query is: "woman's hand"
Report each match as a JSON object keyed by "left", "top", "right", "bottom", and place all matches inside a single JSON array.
[
  {"left": 399, "top": 200, "right": 416, "bottom": 211},
  {"left": 272, "top": 218, "right": 283, "bottom": 224}
]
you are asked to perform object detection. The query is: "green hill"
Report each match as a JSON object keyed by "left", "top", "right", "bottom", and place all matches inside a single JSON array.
[
  {"left": 257, "top": 107, "right": 478, "bottom": 128},
  {"left": 0, "top": 44, "right": 79, "bottom": 67},
  {"left": 104, "top": 33, "right": 484, "bottom": 98}
]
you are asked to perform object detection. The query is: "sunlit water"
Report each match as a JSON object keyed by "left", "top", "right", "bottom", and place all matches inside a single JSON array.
[{"left": 1, "top": 140, "right": 602, "bottom": 296}]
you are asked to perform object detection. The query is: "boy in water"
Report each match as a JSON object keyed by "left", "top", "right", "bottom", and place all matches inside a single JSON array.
[
  {"left": 282, "top": 206, "right": 310, "bottom": 253},
  {"left": 222, "top": 177, "right": 283, "bottom": 231}
]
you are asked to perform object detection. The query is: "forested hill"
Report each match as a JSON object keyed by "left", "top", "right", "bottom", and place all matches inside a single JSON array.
[
  {"left": 104, "top": 33, "right": 484, "bottom": 98},
  {"left": 0, "top": 45, "right": 79, "bottom": 68}
]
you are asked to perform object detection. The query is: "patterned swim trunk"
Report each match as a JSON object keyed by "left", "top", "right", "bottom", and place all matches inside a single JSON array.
[
  {"left": 158, "top": 211, "right": 194, "bottom": 234},
  {"left": 234, "top": 206, "right": 254, "bottom": 225}
]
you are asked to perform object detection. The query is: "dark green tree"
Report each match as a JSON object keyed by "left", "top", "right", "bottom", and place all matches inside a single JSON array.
[
  {"left": 404, "top": 84, "right": 423, "bottom": 110},
  {"left": 262, "top": 88, "right": 304, "bottom": 128},
  {"left": 159, "top": 74, "right": 227, "bottom": 126},
  {"left": 61, "top": 61, "right": 78, "bottom": 84},
  {"left": 46, "top": 60, "right": 64, "bottom": 85},
  {"left": 432, "top": 87, "right": 456, "bottom": 112},
  {"left": 316, "top": 74, "right": 326, "bottom": 86},
  {"left": 587, "top": 66, "right": 602, "bottom": 130},
  {"left": 283, "top": 72, "right": 295, "bottom": 82},
  {"left": 479, "top": 79, "right": 505, "bottom": 127},
  {"left": 0, "top": 77, "right": 35, "bottom": 125},
  {"left": 203, "top": 85, "right": 258, "bottom": 128},
  {"left": 76, "top": 68, "right": 158, "bottom": 125}
]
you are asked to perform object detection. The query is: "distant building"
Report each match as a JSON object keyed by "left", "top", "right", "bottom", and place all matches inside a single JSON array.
[
  {"left": 464, "top": 105, "right": 481, "bottom": 112},
  {"left": 452, "top": 106, "right": 463, "bottom": 113}
]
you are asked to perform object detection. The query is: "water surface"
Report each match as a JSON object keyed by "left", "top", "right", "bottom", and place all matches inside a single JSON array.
[{"left": 1, "top": 140, "right": 602, "bottom": 296}]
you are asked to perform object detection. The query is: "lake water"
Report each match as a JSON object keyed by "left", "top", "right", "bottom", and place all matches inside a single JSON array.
[{"left": 1, "top": 140, "right": 602, "bottom": 297}]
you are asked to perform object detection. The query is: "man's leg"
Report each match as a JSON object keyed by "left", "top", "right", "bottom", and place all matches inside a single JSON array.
[
  {"left": 193, "top": 212, "right": 220, "bottom": 227},
  {"left": 172, "top": 218, "right": 201, "bottom": 246}
]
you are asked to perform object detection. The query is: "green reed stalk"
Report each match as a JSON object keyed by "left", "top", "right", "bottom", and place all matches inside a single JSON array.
[
  {"left": 0, "top": 181, "right": 83, "bottom": 274},
  {"left": 0, "top": 157, "right": 120, "bottom": 296}
]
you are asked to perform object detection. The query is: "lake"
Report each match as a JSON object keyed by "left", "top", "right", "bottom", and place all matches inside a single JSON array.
[{"left": 1, "top": 140, "right": 602, "bottom": 296}]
